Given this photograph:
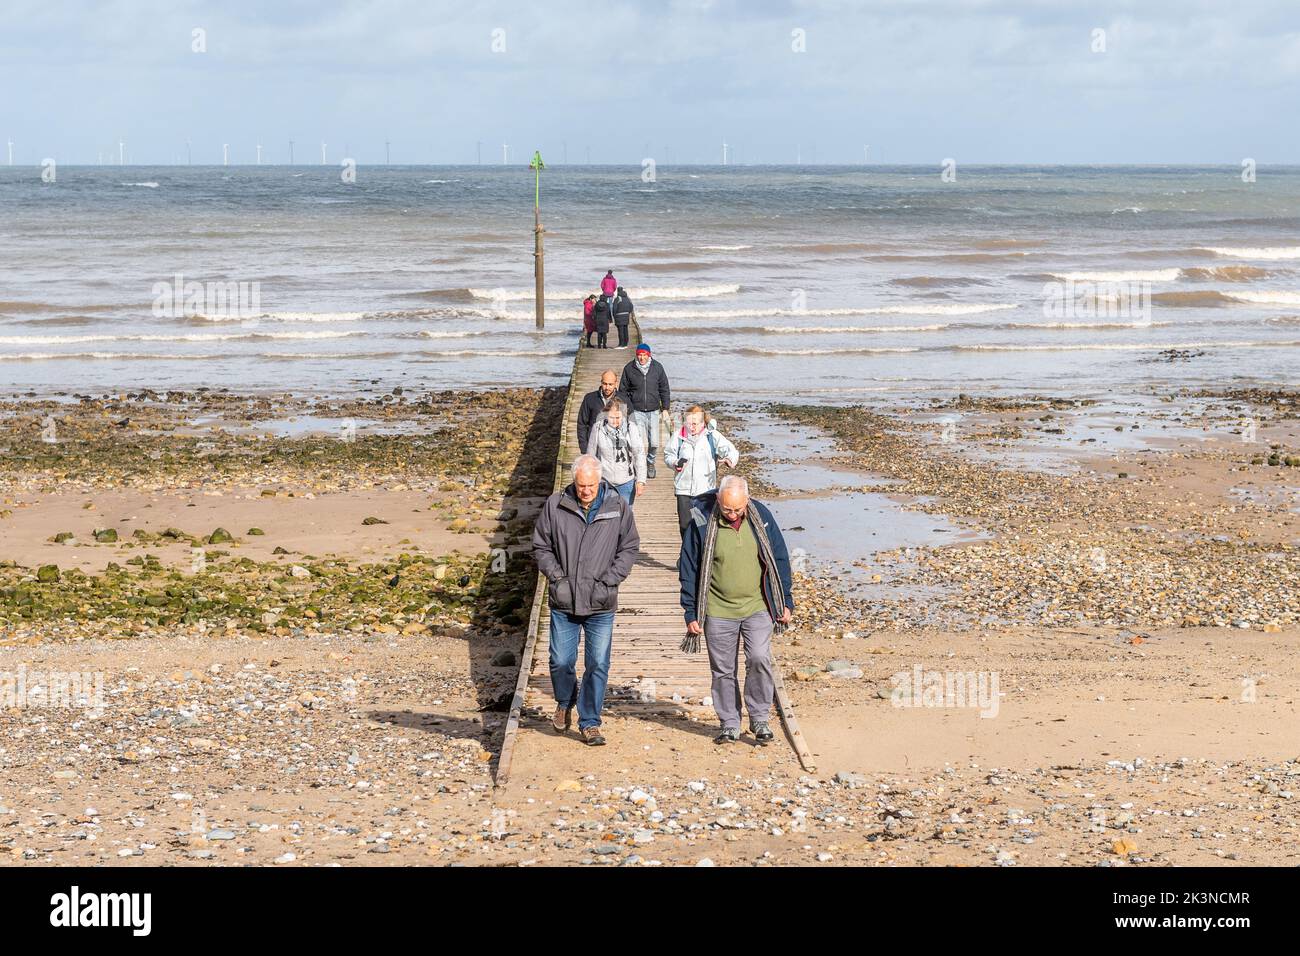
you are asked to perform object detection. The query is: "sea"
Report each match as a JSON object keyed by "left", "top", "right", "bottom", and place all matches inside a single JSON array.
[{"left": 3, "top": 164, "right": 1300, "bottom": 402}]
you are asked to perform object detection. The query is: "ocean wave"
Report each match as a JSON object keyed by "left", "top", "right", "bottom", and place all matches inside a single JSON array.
[
  {"left": 696, "top": 244, "right": 752, "bottom": 251},
  {"left": 467, "top": 283, "right": 742, "bottom": 301},
  {"left": 1180, "top": 266, "right": 1271, "bottom": 281},
  {"left": 731, "top": 346, "right": 922, "bottom": 356},
  {"left": 1222, "top": 290, "right": 1300, "bottom": 306},
  {"left": 1202, "top": 246, "right": 1300, "bottom": 260},
  {"left": 1152, "top": 290, "right": 1300, "bottom": 307},
  {"left": 646, "top": 303, "right": 1017, "bottom": 319},
  {"left": 1050, "top": 269, "right": 1181, "bottom": 282},
  {"left": 0, "top": 330, "right": 359, "bottom": 346},
  {"left": 956, "top": 339, "right": 1300, "bottom": 352},
  {"left": 120, "top": 181, "right": 160, "bottom": 188},
  {"left": 192, "top": 311, "right": 372, "bottom": 323},
  {"left": 890, "top": 276, "right": 992, "bottom": 288}
]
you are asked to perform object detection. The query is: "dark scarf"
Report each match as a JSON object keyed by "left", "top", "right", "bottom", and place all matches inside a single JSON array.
[
  {"left": 604, "top": 420, "right": 631, "bottom": 467},
  {"left": 681, "top": 499, "right": 788, "bottom": 653}
]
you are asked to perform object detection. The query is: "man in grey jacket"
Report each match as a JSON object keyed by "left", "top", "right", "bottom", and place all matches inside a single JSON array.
[{"left": 531, "top": 454, "right": 640, "bottom": 745}]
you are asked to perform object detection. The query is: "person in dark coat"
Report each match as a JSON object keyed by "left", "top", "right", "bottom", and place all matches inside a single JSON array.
[
  {"left": 612, "top": 287, "right": 634, "bottom": 349},
  {"left": 532, "top": 454, "right": 640, "bottom": 745},
  {"left": 592, "top": 295, "right": 613, "bottom": 349},
  {"left": 619, "top": 343, "right": 671, "bottom": 477},
  {"left": 576, "top": 369, "right": 632, "bottom": 454}
]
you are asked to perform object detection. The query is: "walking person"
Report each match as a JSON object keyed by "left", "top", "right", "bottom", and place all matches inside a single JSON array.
[
  {"left": 678, "top": 475, "right": 794, "bottom": 746},
  {"left": 582, "top": 294, "right": 597, "bottom": 348},
  {"left": 592, "top": 294, "right": 613, "bottom": 349},
  {"left": 576, "top": 369, "right": 631, "bottom": 455},
  {"left": 589, "top": 398, "right": 646, "bottom": 505},
  {"left": 612, "top": 286, "right": 634, "bottom": 349},
  {"left": 532, "top": 454, "right": 640, "bottom": 746},
  {"left": 664, "top": 404, "right": 739, "bottom": 539},
  {"left": 619, "top": 343, "right": 670, "bottom": 479}
]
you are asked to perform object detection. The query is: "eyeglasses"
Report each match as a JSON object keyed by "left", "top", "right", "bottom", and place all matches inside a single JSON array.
[{"left": 719, "top": 506, "right": 745, "bottom": 517}]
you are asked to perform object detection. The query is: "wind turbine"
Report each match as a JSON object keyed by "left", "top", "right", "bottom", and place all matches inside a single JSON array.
[
  {"left": 385, "top": 139, "right": 390, "bottom": 165},
  {"left": 6, "top": 140, "right": 12, "bottom": 166},
  {"left": 256, "top": 143, "right": 262, "bottom": 165},
  {"left": 289, "top": 140, "right": 294, "bottom": 164},
  {"left": 502, "top": 144, "right": 509, "bottom": 165},
  {"left": 321, "top": 142, "right": 327, "bottom": 165},
  {"left": 118, "top": 139, "right": 125, "bottom": 165},
  {"left": 186, "top": 139, "right": 192, "bottom": 165},
  {"left": 721, "top": 141, "right": 729, "bottom": 166},
  {"left": 223, "top": 143, "right": 229, "bottom": 166}
]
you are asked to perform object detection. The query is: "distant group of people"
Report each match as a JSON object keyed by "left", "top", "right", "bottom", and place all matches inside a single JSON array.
[
  {"left": 534, "top": 302, "right": 793, "bottom": 748},
  {"left": 583, "top": 269, "right": 634, "bottom": 349}
]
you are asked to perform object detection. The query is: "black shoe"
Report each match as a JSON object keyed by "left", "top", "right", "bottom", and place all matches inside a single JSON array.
[
  {"left": 752, "top": 721, "right": 774, "bottom": 744},
  {"left": 713, "top": 727, "right": 739, "bottom": 745},
  {"left": 647, "top": 461, "right": 657, "bottom": 479}
]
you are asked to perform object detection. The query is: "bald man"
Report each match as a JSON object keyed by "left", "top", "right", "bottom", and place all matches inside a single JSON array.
[
  {"left": 678, "top": 475, "right": 794, "bottom": 745},
  {"left": 576, "top": 369, "right": 631, "bottom": 455},
  {"left": 532, "top": 454, "right": 640, "bottom": 745}
]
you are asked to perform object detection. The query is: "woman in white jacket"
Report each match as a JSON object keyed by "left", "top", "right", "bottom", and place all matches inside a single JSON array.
[{"left": 663, "top": 404, "right": 740, "bottom": 538}]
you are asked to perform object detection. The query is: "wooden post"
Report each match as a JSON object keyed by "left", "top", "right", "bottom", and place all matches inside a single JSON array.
[
  {"left": 534, "top": 207, "right": 544, "bottom": 330},
  {"left": 530, "top": 151, "right": 545, "bottom": 330}
]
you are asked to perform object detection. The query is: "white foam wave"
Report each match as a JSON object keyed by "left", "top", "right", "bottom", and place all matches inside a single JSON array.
[
  {"left": 0, "top": 330, "right": 358, "bottom": 345},
  {"left": 1202, "top": 246, "right": 1300, "bottom": 260},
  {"left": 120, "top": 181, "right": 160, "bottom": 188},
  {"left": 648, "top": 303, "right": 1016, "bottom": 319},
  {"left": 1050, "top": 269, "right": 1181, "bottom": 282},
  {"left": 696, "top": 244, "right": 752, "bottom": 251},
  {"left": 1223, "top": 290, "right": 1300, "bottom": 306},
  {"left": 468, "top": 283, "right": 741, "bottom": 302}
]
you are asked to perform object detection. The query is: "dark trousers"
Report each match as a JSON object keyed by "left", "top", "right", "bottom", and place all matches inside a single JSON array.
[
  {"left": 676, "top": 493, "right": 694, "bottom": 539},
  {"left": 597, "top": 330, "right": 608, "bottom": 348},
  {"left": 615, "top": 321, "right": 629, "bottom": 347}
]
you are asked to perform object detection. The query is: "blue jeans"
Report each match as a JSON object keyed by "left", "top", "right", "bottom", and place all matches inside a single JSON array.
[
  {"left": 629, "top": 408, "right": 660, "bottom": 456},
  {"left": 548, "top": 609, "right": 615, "bottom": 729},
  {"left": 611, "top": 478, "right": 636, "bottom": 505}
]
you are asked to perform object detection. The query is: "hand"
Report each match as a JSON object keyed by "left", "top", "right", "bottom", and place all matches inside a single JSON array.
[
  {"left": 635, "top": 482, "right": 645, "bottom": 496},
  {"left": 686, "top": 620, "right": 702, "bottom": 635},
  {"left": 779, "top": 608, "right": 792, "bottom": 625}
]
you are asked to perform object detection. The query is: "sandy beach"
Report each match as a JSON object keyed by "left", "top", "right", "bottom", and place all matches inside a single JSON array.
[{"left": 2, "top": 383, "right": 1296, "bottom": 866}]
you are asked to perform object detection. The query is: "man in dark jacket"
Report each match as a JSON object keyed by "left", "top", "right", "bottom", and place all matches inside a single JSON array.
[
  {"left": 592, "top": 294, "right": 613, "bottom": 349},
  {"left": 619, "top": 343, "right": 670, "bottom": 478},
  {"left": 532, "top": 454, "right": 640, "bottom": 745},
  {"left": 576, "top": 369, "right": 631, "bottom": 455},
  {"left": 678, "top": 476, "right": 793, "bottom": 746},
  {"left": 612, "top": 287, "right": 634, "bottom": 349}
]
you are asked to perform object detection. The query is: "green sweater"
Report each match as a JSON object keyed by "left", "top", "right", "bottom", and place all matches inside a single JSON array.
[{"left": 706, "top": 517, "right": 766, "bottom": 620}]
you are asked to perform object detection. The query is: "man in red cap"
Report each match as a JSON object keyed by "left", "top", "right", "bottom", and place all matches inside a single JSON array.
[{"left": 619, "top": 342, "right": 671, "bottom": 479}]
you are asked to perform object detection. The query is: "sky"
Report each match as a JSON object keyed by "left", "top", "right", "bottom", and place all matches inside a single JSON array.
[{"left": 2, "top": 0, "right": 1299, "bottom": 165}]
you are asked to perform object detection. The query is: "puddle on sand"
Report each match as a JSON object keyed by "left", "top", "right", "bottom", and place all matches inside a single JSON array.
[
  {"left": 911, "top": 395, "right": 1258, "bottom": 475},
  {"left": 730, "top": 409, "right": 987, "bottom": 597},
  {"left": 1229, "top": 484, "right": 1300, "bottom": 513}
]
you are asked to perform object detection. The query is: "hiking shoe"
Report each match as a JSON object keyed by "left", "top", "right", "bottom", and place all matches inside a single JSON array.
[
  {"left": 752, "top": 721, "right": 775, "bottom": 744},
  {"left": 552, "top": 705, "right": 572, "bottom": 733},
  {"left": 713, "top": 727, "right": 740, "bottom": 745},
  {"left": 647, "top": 461, "right": 657, "bottom": 479},
  {"left": 581, "top": 726, "right": 606, "bottom": 746}
]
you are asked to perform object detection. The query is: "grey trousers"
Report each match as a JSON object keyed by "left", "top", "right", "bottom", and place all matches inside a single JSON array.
[{"left": 703, "top": 610, "right": 775, "bottom": 729}]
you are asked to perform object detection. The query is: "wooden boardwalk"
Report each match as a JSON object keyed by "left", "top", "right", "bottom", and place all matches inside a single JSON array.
[{"left": 495, "top": 317, "right": 815, "bottom": 787}]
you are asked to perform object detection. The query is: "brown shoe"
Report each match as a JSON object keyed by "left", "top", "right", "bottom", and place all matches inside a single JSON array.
[
  {"left": 552, "top": 705, "right": 572, "bottom": 733},
  {"left": 581, "top": 725, "right": 606, "bottom": 746}
]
